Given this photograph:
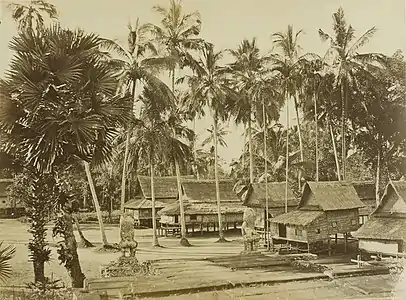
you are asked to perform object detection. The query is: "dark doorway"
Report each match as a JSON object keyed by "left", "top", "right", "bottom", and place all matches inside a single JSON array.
[
  {"left": 278, "top": 224, "right": 287, "bottom": 238},
  {"left": 174, "top": 215, "right": 179, "bottom": 224}
]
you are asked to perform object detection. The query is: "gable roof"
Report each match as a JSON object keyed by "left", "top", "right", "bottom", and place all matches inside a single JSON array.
[
  {"left": 244, "top": 182, "right": 298, "bottom": 208},
  {"left": 182, "top": 179, "right": 240, "bottom": 203},
  {"left": 137, "top": 175, "right": 195, "bottom": 200},
  {"left": 374, "top": 181, "right": 406, "bottom": 215},
  {"left": 299, "top": 181, "right": 364, "bottom": 211},
  {"left": 270, "top": 210, "right": 324, "bottom": 226},
  {"left": 353, "top": 216, "right": 406, "bottom": 242},
  {"left": 352, "top": 181, "right": 375, "bottom": 201}
]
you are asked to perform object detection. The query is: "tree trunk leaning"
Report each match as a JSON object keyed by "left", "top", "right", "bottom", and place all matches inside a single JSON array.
[
  {"left": 248, "top": 114, "right": 254, "bottom": 183},
  {"left": 329, "top": 118, "right": 341, "bottom": 181},
  {"left": 375, "top": 137, "right": 381, "bottom": 207},
  {"left": 150, "top": 155, "right": 160, "bottom": 247},
  {"left": 285, "top": 91, "right": 290, "bottom": 214},
  {"left": 294, "top": 92, "right": 304, "bottom": 191},
  {"left": 73, "top": 215, "right": 94, "bottom": 248},
  {"left": 84, "top": 162, "right": 109, "bottom": 246}
]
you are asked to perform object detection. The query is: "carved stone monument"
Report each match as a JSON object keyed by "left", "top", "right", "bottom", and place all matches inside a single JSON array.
[
  {"left": 119, "top": 212, "right": 138, "bottom": 257},
  {"left": 241, "top": 207, "right": 259, "bottom": 252}
]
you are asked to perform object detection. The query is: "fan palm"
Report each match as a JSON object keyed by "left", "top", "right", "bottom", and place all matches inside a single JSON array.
[
  {"left": 0, "top": 25, "right": 132, "bottom": 286},
  {"left": 101, "top": 19, "right": 175, "bottom": 214},
  {"left": 185, "top": 42, "right": 238, "bottom": 242},
  {"left": 318, "top": 7, "right": 384, "bottom": 180},
  {"left": 0, "top": 242, "right": 15, "bottom": 283},
  {"left": 7, "top": 0, "right": 58, "bottom": 32}
]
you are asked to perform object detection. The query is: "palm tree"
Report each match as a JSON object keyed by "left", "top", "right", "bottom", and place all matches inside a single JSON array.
[
  {"left": 185, "top": 43, "right": 238, "bottom": 242},
  {"left": 227, "top": 38, "right": 270, "bottom": 183},
  {"left": 149, "top": 0, "right": 202, "bottom": 246},
  {"left": 318, "top": 7, "right": 383, "bottom": 180},
  {"left": 101, "top": 20, "right": 175, "bottom": 214},
  {"left": 0, "top": 242, "right": 15, "bottom": 283},
  {"left": 0, "top": 25, "right": 132, "bottom": 286},
  {"left": 132, "top": 85, "right": 189, "bottom": 246},
  {"left": 8, "top": 0, "right": 58, "bottom": 32},
  {"left": 272, "top": 25, "right": 319, "bottom": 191}
]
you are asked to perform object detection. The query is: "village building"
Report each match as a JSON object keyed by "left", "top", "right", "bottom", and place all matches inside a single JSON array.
[
  {"left": 353, "top": 180, "right": 406, "bottom": 255},
  {"left": 0, "top": 178, "right": 25, "bottom": 218},
  {"left": 269, "top": 181, "right": 365, "bottom": 254},
  {"left": 159, "top": 179, "right": 245, "bottom": 235},
  {"left": 240, "top": 182, "right": 299, "bottom": 229},
  {"left": 352, "top": 181, "right": 377, "bottom": 225},
  {"left": 124, "top": 175, "right": 194, "bottom": 227}
]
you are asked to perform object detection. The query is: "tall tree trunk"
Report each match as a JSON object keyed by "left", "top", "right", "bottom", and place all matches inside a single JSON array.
[
  {"left": 84, "top": 162, "right": 109, "bottom": 246},
  {"left": 171, "top": 68, "right": 189, "bottom": 246},
  {"left": 248, "top": 112, "right": 254, "bottom": 183},
  {"left": 294, "top": 92, "right": 304, "bottom": 191},
  {"left": 314, "top": 92, "right": 319, "bottom": 182},
  {"left": 213, "top": 112, "right": 225, "bottom": 241},
  {"left": 193, "top": 117, "right": 200, "bottom": 180},
  {"left": 120, "top": 82, "right": 137, "bottom": 213},
  {"left": 375, "top": 136, "right": 381, "bottom": 206},
  {"left": 59, "top": 213, "right": 86, "bottom": 288},
  {"left": 340, "top": 80, "right": 347, "bottom": 180},
  {"left": 262, "top": 99, "right": 270, "bottom": 249},
  {"left": 328, "top": 116, "right": 341, "bottom": 181},
  {"left": 242, "top": 124, "right": 246, "bottom": 178},
  {"left": 150, "top": 154, "right": 160, "bottom": 247},
  {"left": 285, "top": 91, "right": 290, "bottom": 214},
  {"left": 74, "top": 215, "right": 94, "bottom": 248}
]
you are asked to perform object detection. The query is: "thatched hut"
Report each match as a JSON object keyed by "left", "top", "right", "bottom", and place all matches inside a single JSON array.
[
  {"left": 270, "top": 181, "right": 365, "bottom": 254},
  {"left": 239, "top": 182, "right": 299, "bottom": 229},
  {"left": 159, "top": 179, "right": 245, "bottom": 235},
  {"left": 0, "top": 178, "right": 25, "bottom": 218},
  {"left": 352, "top": 181, "right": 377, "bottom": 225},
  {"left": 124, "top": 175, "right": 194, "bottom": 227},
  {"left": 354, "top": 181, "right": 406, "bottom": 255}
]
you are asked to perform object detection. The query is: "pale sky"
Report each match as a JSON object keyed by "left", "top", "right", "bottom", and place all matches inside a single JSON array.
[{"left": 1, "top": 0, "right": 405, "bottom": 170}]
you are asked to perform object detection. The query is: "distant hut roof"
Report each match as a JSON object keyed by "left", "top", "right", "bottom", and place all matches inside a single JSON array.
[
  {"left": 374, "top": 180, "right": 406, "bottom": 215},
  {"left": 159, "top": 179, "right": 244, "bottom": 216},
  {"left": 352, "top": 181, "right": 376, "bottom": 215},
  {"left": 245, "top": 182, "right": 298, "bottom": 208},
  {"left": 353, "top": 216, "right": 406, "bottom": 241},
  {"left": 299, "top": 181, "right": 365, "bottom": 211},
  {"left": 137, "top": 175, "right": 194, "bottom": 201},
  {"left": 158, "top": 200, "right": 245, "bottom": 216},
  {"left": 124, "top": 199, "right": 166, "bottom": 210},
  {"left": 269, "top": 210, "right": 324, "bottom": 226},
  {"left": 182, "top": 179, "right": 239, "bottom": 203}
]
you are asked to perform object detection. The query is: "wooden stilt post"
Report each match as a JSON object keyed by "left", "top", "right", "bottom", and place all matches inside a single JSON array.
[
  {"left": 335, "top": 234, "right": 338, "bottom": 245},
  {"left": 213, "top": 223, "right": 216, "bottom": 232},
  {"left": 192, "top": 224, "right": 195, "bottom": 233},
  {"left": 234, "top": 222, "right": 237, "bottom": 229},
  {"left": 206, "top": 224, "right": 209, "bottom": 232},
  {"left": 200, "top": 223, "right": 203, "bottom": 236},
  {"left": 344, "top": 233, "right": 348, "bottom": 253},
  {"left": 328, "top": 238, "right": 331, "bottom": 257}
]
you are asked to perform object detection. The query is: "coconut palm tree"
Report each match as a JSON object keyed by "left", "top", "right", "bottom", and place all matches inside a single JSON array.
[
  {"left": 7, "top": 0, "right": 58, "bottom": 32},
  {"left": 318, "top": 7, "right": 384, "bottom": 180},
  {"left": 227, "top": 38, "right": 270, "bottom": 183},
  {"left": 185, "top": 42, "right": 238, "bottom": 242},
  {"left": 149, "top": 0, "right": 202, "bottom": 246},
  {"left": 101, "top": 20, "right": 175, "bottom": 214},
  {"left": 0, "top": 25, "right": 132, "bottom": 286}
]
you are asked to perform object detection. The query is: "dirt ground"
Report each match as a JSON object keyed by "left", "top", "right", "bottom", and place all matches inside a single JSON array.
[{"left": 0, "top": 219, "right": 243, "bottom": 287}]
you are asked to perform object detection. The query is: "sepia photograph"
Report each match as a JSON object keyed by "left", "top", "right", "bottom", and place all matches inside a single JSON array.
[{"left": 0, "top": 0, "right": 405, "bottom": 299}]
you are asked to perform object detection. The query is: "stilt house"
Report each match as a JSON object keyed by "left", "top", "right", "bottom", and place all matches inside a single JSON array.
[
  {"left": 124, "top": 175, "right": 194, "bottom": 227},
  {"left": 352, "top": 181, "right": 377, "bottom": 225},
  {"left": 270, "top": 181, "right": 365, "bottom": 253},
  {"left": 159, "top": 179, "right": 245, "bottom": 234},
  {"left": 238, "top": 182, "right": 299, "bottom": 229},
  {"left": 354, "top": 180, "right": 406, "bottom": 255}
]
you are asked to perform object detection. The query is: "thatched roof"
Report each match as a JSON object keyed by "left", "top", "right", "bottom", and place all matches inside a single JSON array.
[
  {"left": 299, "top": 181, "right": 365, "bottom": 211},
  {"left": 137, "top": 175, "right": 195, "bottom": 201},
  {"left": 270, "top": 210, "right": 324, "bottom": 226},
  {"left": 374, "top": 180, "right": 406, "bottom": 215},
  {"left": 182, "top": 179, "right": 240, "bottom": 203},
  {"left": 124, "top": 199, "right": 166, "bottom": 210},
  {"left": 158, "top": 200, "right": 245, "bottom": 216},
  {"left": 244, "top": 182, "right": 298, "bottom": 209},
  {"left": 353, "top": 216, "right": 406, "bottom": 241},
  {"left": 352, "top": 181, "right": 375, "bottom": 200}
]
